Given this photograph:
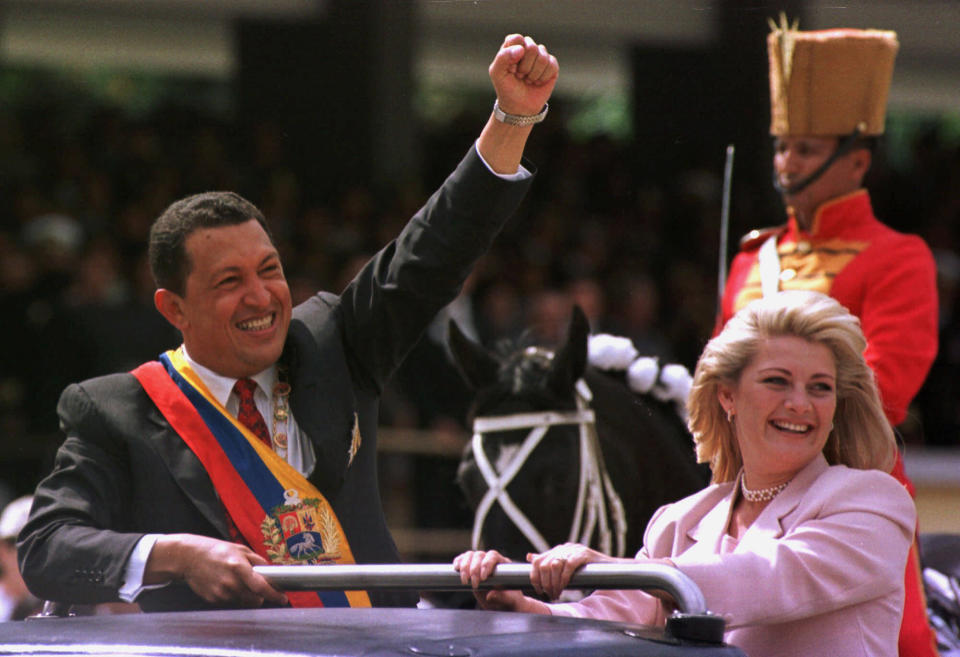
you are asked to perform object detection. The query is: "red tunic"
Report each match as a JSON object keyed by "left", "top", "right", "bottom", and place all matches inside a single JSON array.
[
  {"left": 719, "top": 189, "right": 940, "bottom": 657},
  {"left": 721, "top": 189, "right": 938, "bottom": 428}
]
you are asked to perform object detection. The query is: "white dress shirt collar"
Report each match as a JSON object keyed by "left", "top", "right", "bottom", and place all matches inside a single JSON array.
[{"left": 180, "top": 345, "right": 277, "bottom": 406}]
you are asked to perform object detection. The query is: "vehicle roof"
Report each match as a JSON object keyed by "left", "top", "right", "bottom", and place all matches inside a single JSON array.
[{"left": 0, "top": 608, "right": 747, "bottom": 657}]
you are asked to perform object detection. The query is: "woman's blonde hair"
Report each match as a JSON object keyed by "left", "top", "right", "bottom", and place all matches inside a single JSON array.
[{"left": 687, "top": 290, "right": 895, "bottom": 483}]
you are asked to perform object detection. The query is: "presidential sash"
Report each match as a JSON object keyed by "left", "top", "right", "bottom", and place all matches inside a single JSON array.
[{"left": 132, "top": 348, "right": 370, "bottom": 608}]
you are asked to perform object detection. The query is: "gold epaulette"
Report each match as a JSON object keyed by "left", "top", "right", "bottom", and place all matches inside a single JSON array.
[{"left": 739, "top": 225, "right": 786, "bottom": 251}]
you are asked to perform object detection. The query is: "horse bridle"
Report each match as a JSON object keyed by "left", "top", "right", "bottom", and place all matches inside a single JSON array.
[{"left": 469, "top": 378, "right": 628, "bottom": 557}]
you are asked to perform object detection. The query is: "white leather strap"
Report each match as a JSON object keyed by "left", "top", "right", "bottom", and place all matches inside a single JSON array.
[
  {"left": 470, "top": 379, "right": 627, "bottom": 558},
  {"left": 473, "top": 409, "right": 594, "bottom": 434},
  {"left": 758, "top": 235, "right": 781, "bottom": 298}
]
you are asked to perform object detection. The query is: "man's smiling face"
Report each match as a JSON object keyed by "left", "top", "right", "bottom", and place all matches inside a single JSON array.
[{"left": 172, "top": 218, "right": 292, "bottom": 378}]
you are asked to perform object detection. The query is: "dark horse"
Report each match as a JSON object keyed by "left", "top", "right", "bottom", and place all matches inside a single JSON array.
[{"left": 449, "top": 306, "right": 710, "bottom": 561}]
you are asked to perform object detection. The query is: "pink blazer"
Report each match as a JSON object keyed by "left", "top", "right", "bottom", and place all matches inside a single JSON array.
[{"left": 550, "top": 454, "right": 915, "bottom": 657}]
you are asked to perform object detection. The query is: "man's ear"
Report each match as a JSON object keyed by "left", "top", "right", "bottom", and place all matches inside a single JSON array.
[
  {"left": 850, "top": 147, "right": 872, "bottom": 182},
  {"left": 154, "top": 289, "right": 187, "bottom": 330}
]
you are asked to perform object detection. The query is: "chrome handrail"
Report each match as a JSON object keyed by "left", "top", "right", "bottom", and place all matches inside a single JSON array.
[{"left": 254, "top": 562, "right": 708, "bottom": 616}]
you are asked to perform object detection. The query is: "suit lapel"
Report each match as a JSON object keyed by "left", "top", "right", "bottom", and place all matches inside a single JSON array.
[
  {"left": 686, "top": 484, "right": 737, "bottom": 554},
  {"left": 284, "top": 310, "right": 357, "bottom": 499},
  {"left": 143, "top": 402, "right": 232, "bottom": 539},
  {"left": 142, "top": 294, "right": 360, "bottom": 532},
  {"left": 684, "top": 455, "right": 831, "bottom": 553},
  {"left": 738, "top": 454, "right": 831, "bottom": 543}
]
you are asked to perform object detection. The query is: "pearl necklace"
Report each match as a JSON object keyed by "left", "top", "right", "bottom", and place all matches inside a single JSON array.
[{"left": 740, "top": 476, "right": 789, "bottom": 503}]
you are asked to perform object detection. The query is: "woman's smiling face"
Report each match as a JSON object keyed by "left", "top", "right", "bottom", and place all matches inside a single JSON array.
[{"left": 719, "top": 335, "right": 837, "bottom": 488}]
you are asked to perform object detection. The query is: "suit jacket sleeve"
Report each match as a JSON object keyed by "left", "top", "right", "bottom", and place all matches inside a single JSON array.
[
  {"left": 335, "top": 145, "right": 534, "bottom": 392},
  {"left": 18, "top": 381, "right": 144, "bottom": 604},
  {"left": 549, "top": 468, "right": 914, "bottom": 632},
  {"left": 547, "top": 504, "right": 672, "bottom": 624},
  {"left": 547, "top": 581, "right": 668, "bottom": 625},
  {"left": 285, "top": 146, "right": 534, "bottom": 501},
  {"left": 19, "top": 374, "right": 230, "bottom": 610},
  {"left": 670, "top": 469, "right": 915, "bottom": 629}
]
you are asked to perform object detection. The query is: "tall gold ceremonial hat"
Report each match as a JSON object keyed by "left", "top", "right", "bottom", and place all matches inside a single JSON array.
[{"left": 768, "top": 16, "right": 899, "bottom": 136}]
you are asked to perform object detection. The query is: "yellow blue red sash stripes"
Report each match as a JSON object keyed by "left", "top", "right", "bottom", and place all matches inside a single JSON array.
[{"left": 131, "top": 348, "right": 370, "bottom": 608}]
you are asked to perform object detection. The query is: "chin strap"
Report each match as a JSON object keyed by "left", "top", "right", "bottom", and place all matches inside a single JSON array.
[{"left": 773, "top": 126, "right": 865, "bottom": 196}]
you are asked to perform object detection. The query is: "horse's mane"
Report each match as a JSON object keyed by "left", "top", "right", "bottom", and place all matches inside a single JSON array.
[
  {"left": 451, "top": 307, "right": 692, "bottom": 428},
  {"left": 489, "top": 331, "right": 692, "bottom": 419},
  {"left": 586, "top": 334, "right": 692, "bottom": 419}
]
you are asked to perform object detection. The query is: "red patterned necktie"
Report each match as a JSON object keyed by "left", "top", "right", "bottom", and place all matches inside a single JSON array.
[{"left": 233, "top": 378, "right": 272, "bottom": 448}]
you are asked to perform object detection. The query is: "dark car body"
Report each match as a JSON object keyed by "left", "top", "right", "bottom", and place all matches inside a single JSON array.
[
  {"left": 2, "top": 607, "right": 748, "bottom": 657},
  {"left": 0, "top": 563, "right": 748, "bottom": 656}
]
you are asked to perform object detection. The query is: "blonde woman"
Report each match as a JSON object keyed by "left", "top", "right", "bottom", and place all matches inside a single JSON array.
[{"left": 456, "top": 291, "right": 914, "bottom": 657}]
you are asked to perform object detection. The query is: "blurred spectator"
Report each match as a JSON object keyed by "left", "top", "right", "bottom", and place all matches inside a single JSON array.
[
  {"left": 0, "top": 496, "right": 41, "bottom": 620},
  {"left": 473, "top": 278, "right": 525, "bottom": 347},
  {"left": 609, "top": 272, "right": 674, "bottom": 363},
  {"left": 566, "top": 276, "right": 609, "bottom": 334},
  {"left": 0, "top": 67, "right": 958, "bottom": 485},
  {"left": 14, "top": 214, "right": 88, "bottom": 434},
  {"left": 526, "top": 289, "right": 573, "bottom": 348},
  {"left": 0, "top": 235, "right": 38, "bottom": 434}
]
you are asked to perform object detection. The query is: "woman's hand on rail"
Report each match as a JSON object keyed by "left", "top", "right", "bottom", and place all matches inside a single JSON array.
[
  {"left": 453, "top": 549, "right": 549, "bottom": 614},
  {"left": 526, "top": 543, "right": 623, "bottom": 601}
]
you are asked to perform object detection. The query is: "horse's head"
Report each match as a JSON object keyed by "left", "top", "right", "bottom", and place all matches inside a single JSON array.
[
  {"left": 449, "top": 306, "right": 591, "bottom": 559},
  {"left": 451, "top": 305, "right": 589, "bottom": 419},
  {"left": 450, "top": 305, "right": 710, "bottom": 562}
]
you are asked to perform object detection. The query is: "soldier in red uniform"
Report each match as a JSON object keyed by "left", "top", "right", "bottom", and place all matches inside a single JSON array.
[{"left": 718, "top": 21, "right": 939, "bottom": 657}]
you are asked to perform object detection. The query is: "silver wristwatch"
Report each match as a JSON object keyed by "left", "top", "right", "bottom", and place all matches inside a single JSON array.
[{"left": 492, "top": 100, "right": 549, "bottom": 126}]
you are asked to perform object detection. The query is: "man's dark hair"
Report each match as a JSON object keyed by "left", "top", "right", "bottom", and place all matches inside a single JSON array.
[{"left": 148, "top": 191, "right": 273, "bottom": 296}]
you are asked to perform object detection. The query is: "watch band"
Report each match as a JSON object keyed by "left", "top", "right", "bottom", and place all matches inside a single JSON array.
[{"left": 492, "top": 100, "right": 549, "bottom": 126}]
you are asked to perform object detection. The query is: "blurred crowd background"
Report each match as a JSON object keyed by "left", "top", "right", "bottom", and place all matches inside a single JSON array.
[{"left": 1, "top": 1, "right": 958, "bottom": 545}]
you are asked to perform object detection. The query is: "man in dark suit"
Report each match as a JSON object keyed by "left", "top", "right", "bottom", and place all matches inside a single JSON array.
[{"left": 18, "top": 34, "right": 559, "bottom": 612}]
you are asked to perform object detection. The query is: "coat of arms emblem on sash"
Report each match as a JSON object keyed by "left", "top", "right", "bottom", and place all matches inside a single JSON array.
[{"left": 261, "top": 489, "right": 341, "bottom": 564}]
